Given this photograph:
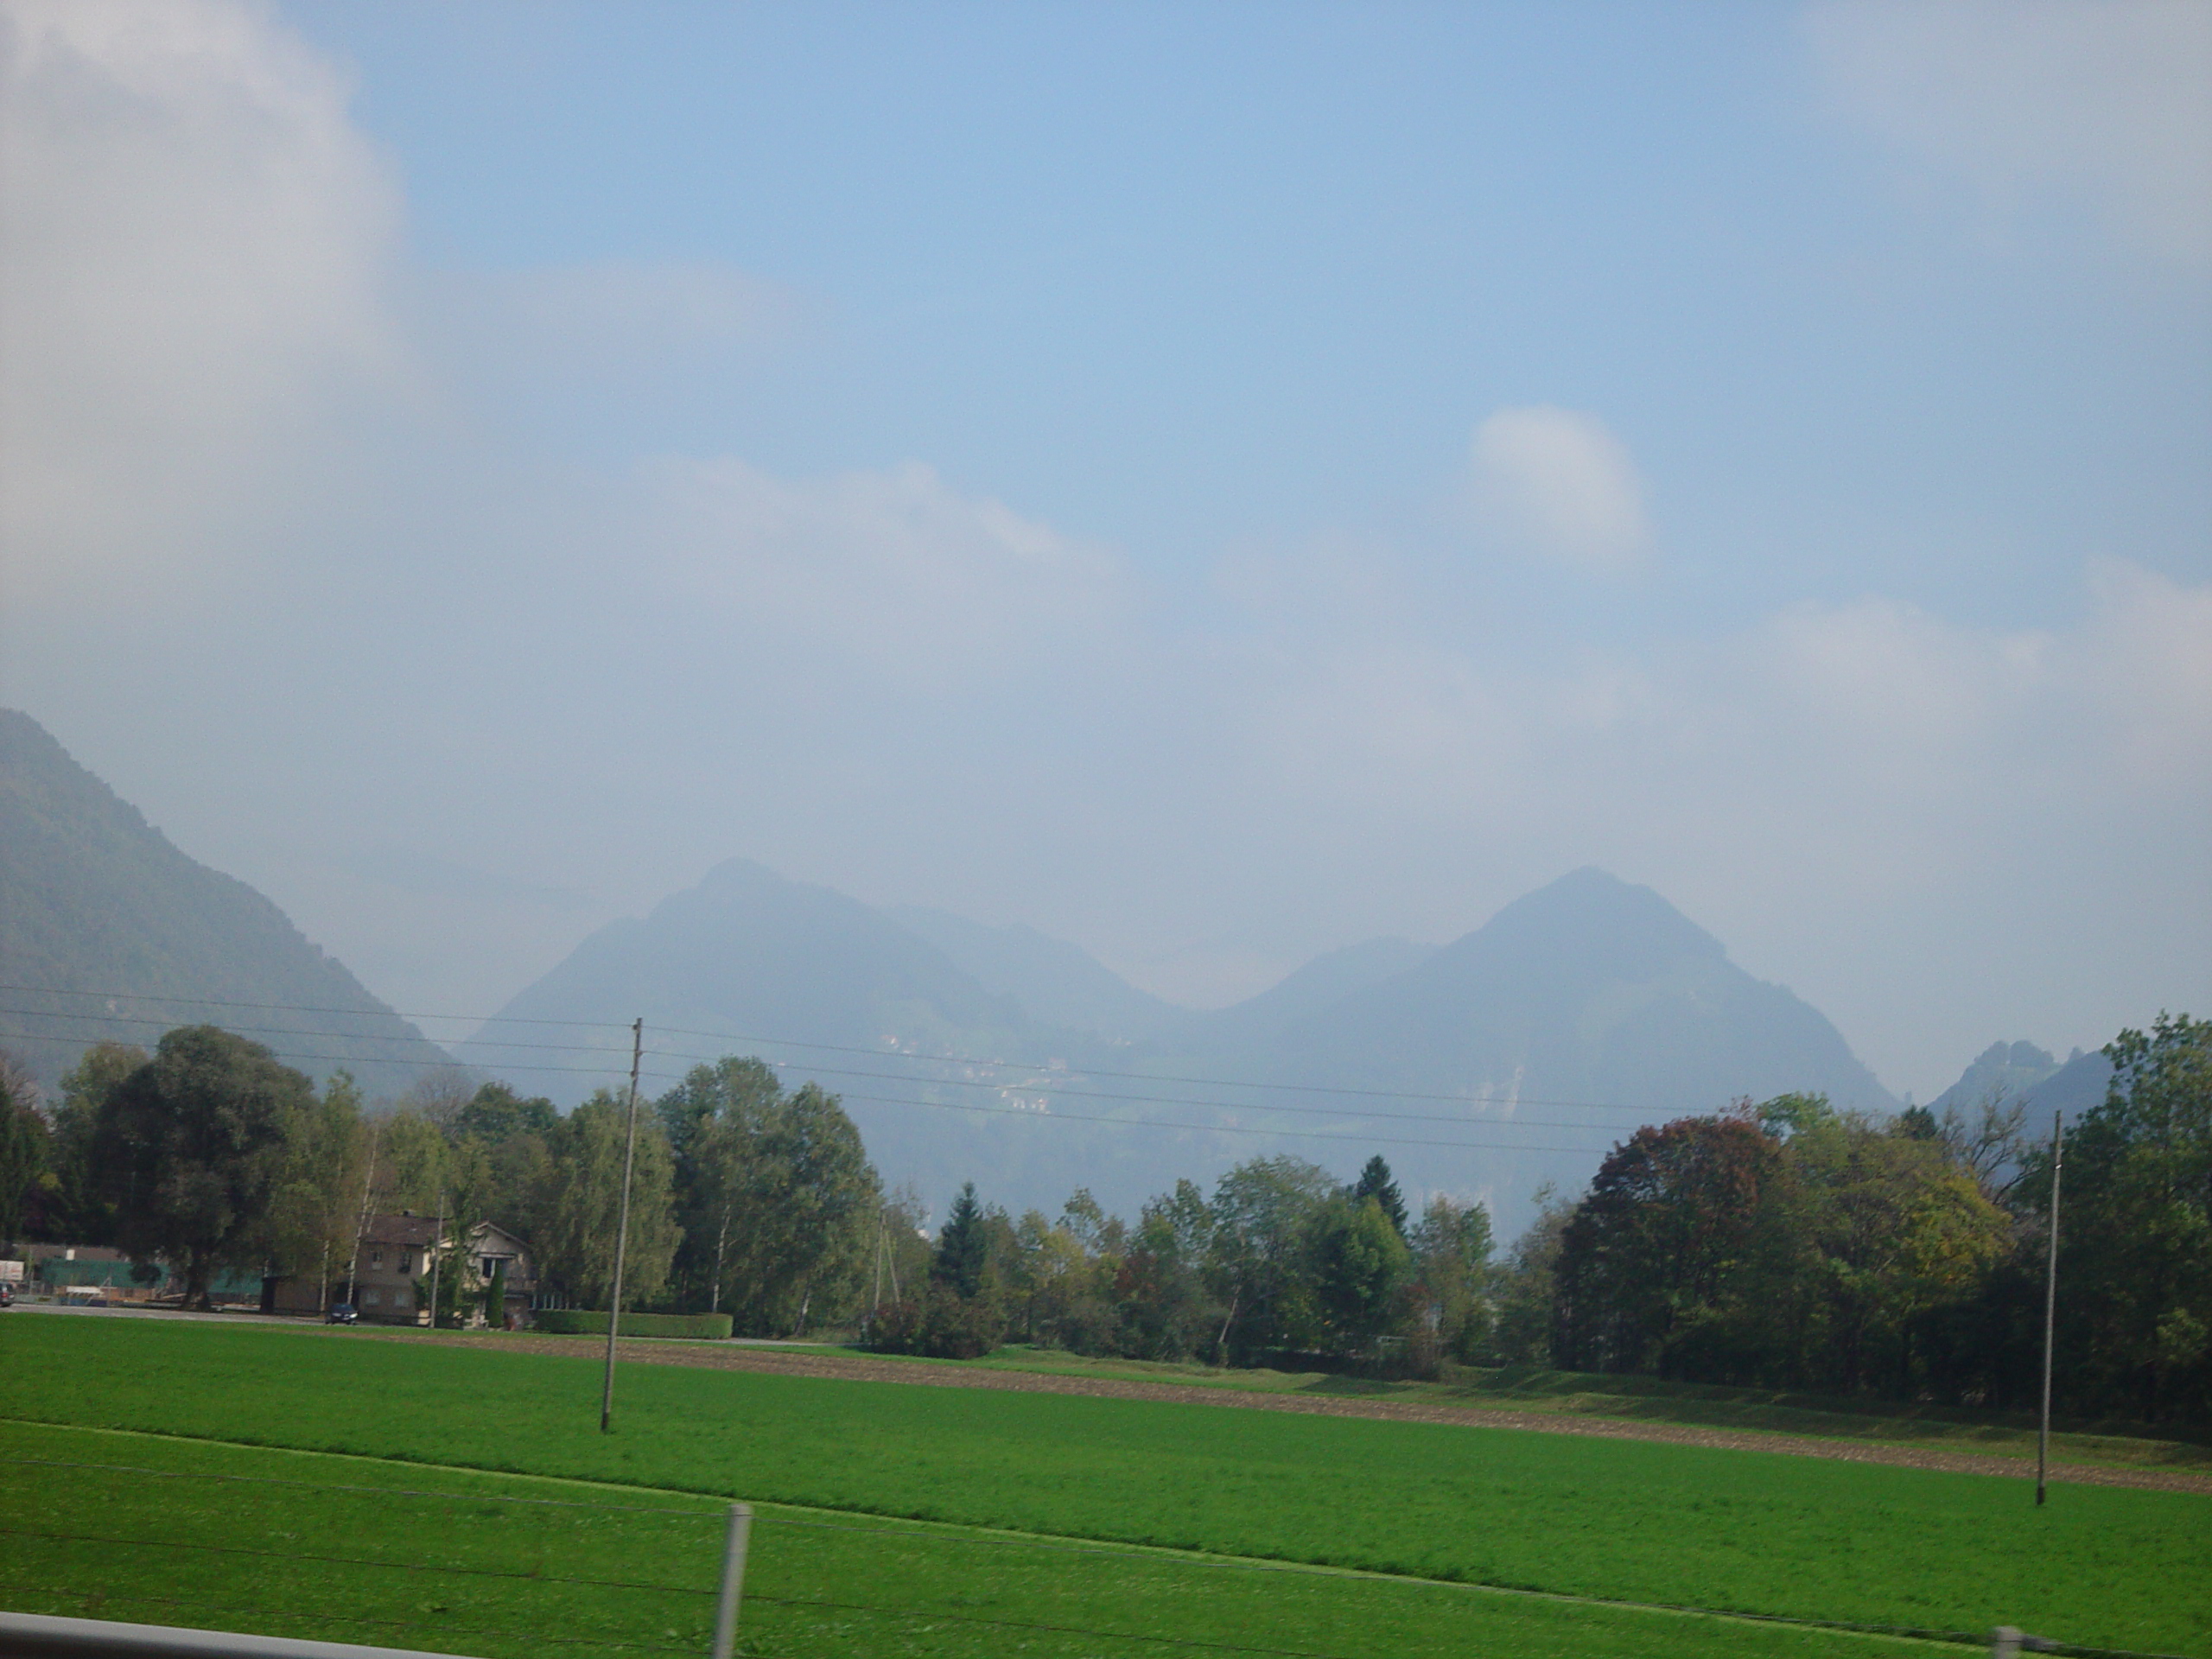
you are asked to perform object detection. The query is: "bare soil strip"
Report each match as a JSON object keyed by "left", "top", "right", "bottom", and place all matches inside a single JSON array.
[{"left": 401, "top": 1332, "right": 2212, "bottom": 1496}]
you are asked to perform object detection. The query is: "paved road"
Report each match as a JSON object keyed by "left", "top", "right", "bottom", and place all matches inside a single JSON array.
[
  {"left": 5, "top": 1300, "right": 300, "bottom": 1325},
  {"left": 3, "top": 1300, "right": 814, "bottom": 1344}
]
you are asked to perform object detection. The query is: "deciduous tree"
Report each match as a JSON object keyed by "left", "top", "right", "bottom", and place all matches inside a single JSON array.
[
  {"left": 92, "top": 1027, "right": 315, "bottom": 1307},
  {"left": 532, "top": 1088, "right": 678, "bottom": 1310}
]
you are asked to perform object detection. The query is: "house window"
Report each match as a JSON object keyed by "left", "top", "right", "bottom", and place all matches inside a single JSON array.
[
  {"left": 398, "top": 1252, "right": 412, "bottom": 1274},
  {"left": 364, "top": 1289, "right": 381, "bottom": 1306},
  {"left": 370, "top": 1249, "right": 383, "bottom": 1268}
]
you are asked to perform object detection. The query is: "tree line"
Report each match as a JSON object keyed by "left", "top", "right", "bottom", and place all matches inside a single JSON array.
[
  {"left": 0, "top": 1032, "right": 881, "bottom": 1327},
  {"left": 836, "top": 1014, "right": 2211, "bottom": 1424},
  {"left": 1, "top": 1014, "right": 2202, "bottom": 1422}
]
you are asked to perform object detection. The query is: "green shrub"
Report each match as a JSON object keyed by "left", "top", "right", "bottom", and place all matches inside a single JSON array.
[
  {"left": 864, "top": 1284, "right": 1001, "bottom": 1359},
  {"left": 531, "top": 1309, "right": 733, "bottom": 1339}
]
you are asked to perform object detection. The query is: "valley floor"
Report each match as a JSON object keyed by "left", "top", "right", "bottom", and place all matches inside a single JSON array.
[
  {"left": 3, "top": 1313, "right": 2207, "bottom": 1657},
  {"left": 386, "top": 1325, "right": 2212, "bottom": 1494}
]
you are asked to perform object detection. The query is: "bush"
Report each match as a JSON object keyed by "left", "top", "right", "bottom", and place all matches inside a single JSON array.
[
  {"left": 864, "top": 1285, "right": 1002, "bottom": 1359},
  {"left": 532, "top": 1310, "right": 733, "bottom": 1340}
]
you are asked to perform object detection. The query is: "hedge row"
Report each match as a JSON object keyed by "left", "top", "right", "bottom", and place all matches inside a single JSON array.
[{"left": 532, "top": 1310, "right": 734, "bottom": 1340}]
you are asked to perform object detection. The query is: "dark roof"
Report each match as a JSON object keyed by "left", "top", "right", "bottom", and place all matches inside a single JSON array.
[
  {"left": 361, "top": 1214, "right": 444, "bottom": 1247},
  {"left": 22, "top": 1244, "right": 131, "bottom": 1263}
]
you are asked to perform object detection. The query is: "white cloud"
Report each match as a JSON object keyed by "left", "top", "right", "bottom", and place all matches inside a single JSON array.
[
  {"left": 1468, "top": 406, "right": 1652, "bottom": 573},
  {"left": 642, "top": 456, "right": 1135, "bottom": 690},
  {"left": 0, "top": 0, "right": 407, "bottom": 599},
  {"left": 1808, "top": 0, "right": 2212, "bottom": 270}
]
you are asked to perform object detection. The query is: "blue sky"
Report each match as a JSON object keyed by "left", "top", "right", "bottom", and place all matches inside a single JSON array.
[
  {"left": 3, "top": 0, "right": 2208, "bottom": 1101},
  {"left": 288, "top": 0, "right": 2207, "bottom": 626}
]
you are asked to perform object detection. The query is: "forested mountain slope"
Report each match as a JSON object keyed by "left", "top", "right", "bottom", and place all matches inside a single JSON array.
[{"left": 0, "top": 709, "right": 451, "bottom": 1096}]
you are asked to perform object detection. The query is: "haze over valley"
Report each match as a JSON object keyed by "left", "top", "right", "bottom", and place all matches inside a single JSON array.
[{"left": 2, "top": 707, "right": 2114, "bottom": 1230}]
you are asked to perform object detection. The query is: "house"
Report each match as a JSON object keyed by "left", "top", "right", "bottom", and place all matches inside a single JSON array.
[
  {"left": 276, "top": 1215, "right": 539, "bottom": 1326},
  {"left": 466, "top": 1221, "right": 537, "bottom": 1329}
]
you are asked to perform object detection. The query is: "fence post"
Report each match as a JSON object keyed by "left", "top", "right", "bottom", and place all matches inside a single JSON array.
[{"left": 710, "top": 1503, "right": 752, "bottom": 1659}]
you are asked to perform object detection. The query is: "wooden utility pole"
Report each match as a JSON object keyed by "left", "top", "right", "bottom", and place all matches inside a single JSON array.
[
  {"left": 344, "top": 1121, "right": 381, "bottom": 1308},
  {"left": 2037, "top": 1110, "right": 2063, "bottom": 1506},
  {"left": 426, "top": 1194, "right": 447, "bottom": 1332},
  {"left": 601, "top": 1018, "right": 645, "bottom": 1433}
]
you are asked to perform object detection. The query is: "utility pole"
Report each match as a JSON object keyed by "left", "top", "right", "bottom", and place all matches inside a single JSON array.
[
  {"left": 601, "top": 1018, "right": 644, "bottom": 1433},
  {"left": 426, "top": 1194, "right": 447, "bottom": 1332},
  {"left": 2037, "top": 1110, "right": 2063, "bottom": 1507},
  {"left": 344, "top": 1121, "right": 381, "bottom": 1309}
]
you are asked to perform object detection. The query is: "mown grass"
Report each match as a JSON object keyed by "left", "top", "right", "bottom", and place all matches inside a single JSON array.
[
  {"left": 0, "top": 1421, "right": 1932, "bottom": 1659},
  {"left": 3, "top": 1315, "right": 2207, "bottom": 1656},
  {"left": 787, "top": 1341, "right": 2212, "bottom": 1471}
]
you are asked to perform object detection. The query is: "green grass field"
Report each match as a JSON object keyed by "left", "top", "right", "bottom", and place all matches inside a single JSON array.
[
  {"left": 3, "top": 1421, "right": 1927, "bottom": 1659},
  {"left": 801, "top": 1341, "right": 2212, "bottom": 1474},
  {"left": 3, "top": 1314, "right": 2206, "bottom": 1657}
]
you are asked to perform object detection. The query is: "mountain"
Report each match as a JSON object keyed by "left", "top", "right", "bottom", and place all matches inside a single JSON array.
[
  {"left": 471, "top": 859, "right": 1895, "bottom": 1233},
  {"left": 1927, "top": 1040, "right": 2063, "bottom": 1116},
  {"left": 463, "top": 860, "right": 1028, "bottom": 1071},
  {"left": 1168, "top": 937, "right": 1435, "bottom": 1056},
  {"left": 460, "top": 859, "right": 1145, "bottom": 1215},
  {"left": 1087, "top": 868, "right": 1896, "bottom": 1230},
  {"left": 1256, "top": 869, "right": 1893, "bottom": 1116},
  {"left": 886, "top": 905, "right": 1181, "bottom": 1043},
  {"left": 2017, "top": 1049, "right": 2114, "bottom": 1119},
  {"left": 0, "top": 709, "right": 451, "bottom": 1096}
]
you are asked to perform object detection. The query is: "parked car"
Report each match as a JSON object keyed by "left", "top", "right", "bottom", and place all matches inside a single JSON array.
[
  {"left": 0, "top": 1283, "right": 14, "bottom": 1307},
  {"left": 325, "top": 1301, "right": 359, "bottom": 1324}
]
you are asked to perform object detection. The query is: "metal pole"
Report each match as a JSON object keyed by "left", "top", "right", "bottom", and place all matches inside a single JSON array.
[
  {"left": 601, "top": 1018, "right": 644, "bottom": 1434},
  {"left": 710, "top": 1502, "right": 753, "bottom": 1659},
  {"left": 2037, "top": 1109, "right": 2063, "bottom": 1506}
]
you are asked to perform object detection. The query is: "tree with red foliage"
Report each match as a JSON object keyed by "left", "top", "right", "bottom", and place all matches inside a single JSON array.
[{"left": 1552, "top": 1113, "right": 1785, "bottom": 1375}]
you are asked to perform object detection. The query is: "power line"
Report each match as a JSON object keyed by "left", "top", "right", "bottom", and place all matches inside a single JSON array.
[
  {"left": 0, "top": 985, "right": 1716, "bottom": 1120},
  {"left": 0, "top": 1005, "right": 1670, "bottom": 1130},
  {"left": 0, "top": 983, "right": 622, "bottom": 1031},
  {"left": 782, "top": 1086, "right": 1615, "bottom": 1154},
  {"left": 649, "top": 1020, "right": 1681, "bottom": 1116}
]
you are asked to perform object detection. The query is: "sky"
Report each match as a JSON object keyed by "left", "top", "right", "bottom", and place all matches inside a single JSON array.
[{"left": 2, "top": 0, "right": 2208, "bottom": 1104}]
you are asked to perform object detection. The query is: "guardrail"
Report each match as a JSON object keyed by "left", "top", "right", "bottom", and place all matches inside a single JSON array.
[{"left": 0, "top": 1612, "right": 479, "bottom": 1659}]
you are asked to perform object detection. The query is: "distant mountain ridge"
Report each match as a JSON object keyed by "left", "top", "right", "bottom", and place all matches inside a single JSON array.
[
  {"left": 886, "top": 904, "right": 1183, "bottom": 1044},
  {"left": 1261, "top": 869, "right": 1892, "bottom": 1115},
  {"left": 469, "top": 859, "right": 1897, "bottom": 1230},
  {"left": 1929, "top": 1039, "right": 2112, "bottom": 1123},
  {"left": 0, "top": 709, "right": 451, "bottom": 1096}
]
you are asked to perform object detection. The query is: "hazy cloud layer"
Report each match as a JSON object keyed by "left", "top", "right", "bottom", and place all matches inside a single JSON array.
[
  {"left": 2, "top": 1, "right": 2205, "bottom": 1104},
  {"left": 1809, "top": 0, "right": 2212, "bottom": 270},
  {"left": 0, "top": 0, "right": 407, "bottom": 598}
]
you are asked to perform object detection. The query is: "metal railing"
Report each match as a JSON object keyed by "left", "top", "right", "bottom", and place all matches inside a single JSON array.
[{"left": 0, "top": 1612, "right": 481, "bottom": 1659}]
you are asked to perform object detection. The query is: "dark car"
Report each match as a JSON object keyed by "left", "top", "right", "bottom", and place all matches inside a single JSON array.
[
  {"left": 0, "top": 1282, "right": 14, "bottom": 1307},
  {"left": 325, "top": 1301, "right": 359, "bottom": 1324}
]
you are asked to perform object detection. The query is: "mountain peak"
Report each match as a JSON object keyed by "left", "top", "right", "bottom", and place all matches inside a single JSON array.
[{"left": 1446, "top": 867, "right": 1726, "bottom": 984}]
